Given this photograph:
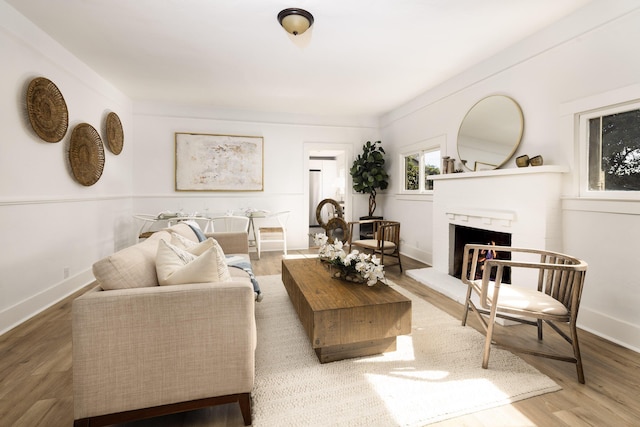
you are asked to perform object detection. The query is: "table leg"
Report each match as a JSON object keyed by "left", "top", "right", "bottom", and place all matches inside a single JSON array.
[{"left": 247, "top": 217, "right": 257, "bottom": 247}]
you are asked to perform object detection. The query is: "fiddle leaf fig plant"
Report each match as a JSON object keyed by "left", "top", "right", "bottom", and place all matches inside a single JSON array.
[{"left": 350, "top": 140, "right": 389, "bottom": 217}]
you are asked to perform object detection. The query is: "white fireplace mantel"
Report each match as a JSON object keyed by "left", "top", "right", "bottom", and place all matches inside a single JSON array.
[
  {"left": 445, "top": 207, "right": 516, "bottom": 227},
  {"left": 429, "top": 165, "right": 568, "bottom": 181}
]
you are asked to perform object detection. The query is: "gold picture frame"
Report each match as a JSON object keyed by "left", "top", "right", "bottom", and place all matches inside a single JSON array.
[
  {"left": 474, "top": 161, "right": 497, "bottom": 171},
  {"left": 175, "top": 132, "right": 264, "bottom": 191}
]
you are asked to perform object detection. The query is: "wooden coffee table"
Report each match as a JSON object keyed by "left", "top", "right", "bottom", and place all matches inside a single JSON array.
[{"left": 281, "top": 258, "right": 412, "bottom": 363}]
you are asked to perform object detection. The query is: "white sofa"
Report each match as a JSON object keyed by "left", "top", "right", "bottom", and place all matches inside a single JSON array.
[{"left": 72, "top": 223, "right": 256, "bottom": 426}]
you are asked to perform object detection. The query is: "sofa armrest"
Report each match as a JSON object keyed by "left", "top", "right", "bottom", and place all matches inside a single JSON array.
[
  {"left": 206, "top": 231, "right": 249, "bottom": 254},
  {"left": 72, "top": 281, "right": 256, "bottom": 419}
]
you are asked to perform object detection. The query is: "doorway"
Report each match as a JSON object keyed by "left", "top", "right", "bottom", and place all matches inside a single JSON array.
[{"left": 304, "top": 144, "right": 352, "bottom": 248}]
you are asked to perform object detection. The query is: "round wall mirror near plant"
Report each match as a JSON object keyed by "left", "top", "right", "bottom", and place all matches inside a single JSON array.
[
  {"left": 350, "top": 140, "right": 389, "bottom": 217},
  {"left": 457, "top": 95, "right": 524, "bottom": 171}
]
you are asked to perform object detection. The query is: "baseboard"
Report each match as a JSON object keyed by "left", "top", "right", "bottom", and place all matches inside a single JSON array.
[
  {"left": 0, "top": 268, "right": 94, "bottom": 335},
  {"left": 400, "top": 245, "right": 431, "bottom": 265},
  {"left": 578, "top": 307, "right": 640, "bottom": 353}
]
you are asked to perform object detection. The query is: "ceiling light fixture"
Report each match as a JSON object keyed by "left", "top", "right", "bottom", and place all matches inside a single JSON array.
[{"left": 277, "top": 8, "right": 314, "bottom": 36}]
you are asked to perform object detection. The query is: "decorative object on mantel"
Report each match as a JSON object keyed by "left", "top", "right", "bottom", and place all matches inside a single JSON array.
[
  {"left": 530, "top": 155, "right": 544, "bottom": 166},
  {"left": 441, "top": 156, "right": 457, "bottom": 174},
  {"left": 516, "top": 154, "right": 530, "bottom": 167},
  {"left": 516, "top": 154, "right": 543, "bottom": 167},
  {"left": 442, "top": 157, "right": 466, "bottom": 174},
  {"left": 350, "top": 140, "right": 389, "bottom": 216},
  {"left": 442, "top": 156, "right": 450, "bottom": 173},
  {"left": 25, "top": 77, "right": 69, "bottom": 143},
  {"left": 105, "top": 112, "right": 124, "bottom": 155},
  {"left": 312, "top": 233, "right": 386, "bottom": 286},
  {"left": 69, "top": 123, "right": 105, "bottom": 186},
  {"left": 457, "top": 95, "right": 524, "bottom": 171}
]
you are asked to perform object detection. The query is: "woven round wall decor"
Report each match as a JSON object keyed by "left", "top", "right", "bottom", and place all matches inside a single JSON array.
[
  {"left": 26, "top": 77, "right": 69, "bottom": 143},
  {"left": 69, "top": 123, "right": 105, "bottom": 186},
  {"left": 105, "top": 111, "right": 124, "bottom": 155}
]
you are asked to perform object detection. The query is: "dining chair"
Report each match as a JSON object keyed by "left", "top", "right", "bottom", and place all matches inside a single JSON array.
[
  {"left": 256, "top": 211, "right": 289, "bottom": 259},
  {"left": 210, "top": 216, "right": 250, "bottom": 233},
  {"left": 348, "top": 220, "right": 402, "bottom": 272},
  {"left": 460, "top": 244, "right": 588, "bottom": 383},
  {"left": 133, "top": 213, "right": 161, "bottom": 240},
  {"left": 173, "top": 216, "right": 213, "bottom": 233}
]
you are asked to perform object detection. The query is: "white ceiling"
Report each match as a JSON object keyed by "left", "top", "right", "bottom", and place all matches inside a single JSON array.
[{"left": 7, "top": 0, "right": 591, "bottom": 117}]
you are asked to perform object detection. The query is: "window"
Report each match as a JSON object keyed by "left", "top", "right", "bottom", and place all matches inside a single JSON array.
[
  {"left": 402, "top": 147, "right": 441, "bottom": 192},
  {"left": 580, "top": 102, "right": 640, "bottom": 196}
]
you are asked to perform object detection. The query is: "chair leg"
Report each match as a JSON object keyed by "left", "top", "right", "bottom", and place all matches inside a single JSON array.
[
  {"left": 283, "top": 231, "right": 287, "bottom": 256},
  {"left": 570, "top": 321, "right": 586, "bottom": 384},
  {"left": 537, "top": 319, "right": 544, "bottom": 340},
  {"left": 461, "top": 285, "right": 473, "bottom": 326},
  {"left": 482, "top": 306, "right": 499, "bottom": 369}
]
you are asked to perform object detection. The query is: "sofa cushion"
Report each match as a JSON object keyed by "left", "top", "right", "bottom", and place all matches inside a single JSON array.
[
  {"left": 156, "top": 239, "right": 231, "bottom": 285},
  {"left": 92, "top": 231, "right": 170, "bottom": 290}
]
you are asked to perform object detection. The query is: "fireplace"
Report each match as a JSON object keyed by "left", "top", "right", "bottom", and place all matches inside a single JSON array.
[
  {"left": 451, "top": 225, "right": 511, "bottom": 283},
  {"left": 430, "top": 166, "right": 566, "bottom": 282},
  {"left": 408, "top": 166, "right": 567, "bottom": 305}
]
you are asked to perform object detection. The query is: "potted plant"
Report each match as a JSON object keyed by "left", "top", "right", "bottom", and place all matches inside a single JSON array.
[{"left": 350, "top": 140, "right": 389, "bottom": 217}]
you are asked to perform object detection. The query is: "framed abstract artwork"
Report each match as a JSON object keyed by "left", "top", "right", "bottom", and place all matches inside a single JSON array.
[{"left": 175, "top": 132, "right": 264, "bottom": 191}]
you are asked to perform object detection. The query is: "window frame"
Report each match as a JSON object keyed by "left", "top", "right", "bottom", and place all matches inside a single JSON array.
[
  {"left": 578, "top": 99, "right": 640, "bottom": 200},
  {"left": 399, "top": 139, "right": 442, "bottom": 195}
]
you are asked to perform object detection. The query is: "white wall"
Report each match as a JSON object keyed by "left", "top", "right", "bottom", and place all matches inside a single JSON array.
[
  {"left": 379, "top": 1, "right": 640, "bottom": 351},
  {"left": 0, "top": 1, "right": 134, "bottom": 333},
  {"left": 131, "top": 103, "right": 379, "bottom": 253}
]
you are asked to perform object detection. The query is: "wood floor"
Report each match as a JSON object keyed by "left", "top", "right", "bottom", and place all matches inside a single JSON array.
[{"left": 2, "top": 250, "right": 639, "bottom": 426}]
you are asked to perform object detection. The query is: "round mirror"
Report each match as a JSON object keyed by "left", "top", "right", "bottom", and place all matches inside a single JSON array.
[{"left": 457, "top": 95, "right": 524, "bottom": 171}]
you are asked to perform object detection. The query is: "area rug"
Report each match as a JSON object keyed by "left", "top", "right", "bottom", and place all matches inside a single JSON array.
[{"left": 252, "top": 275, "right": 560, "bottom": 426}]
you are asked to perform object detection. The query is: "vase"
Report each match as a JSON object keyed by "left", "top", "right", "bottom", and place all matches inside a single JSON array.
[
  {"left": 516, "top": 154, "right": 529, "bottom": 167},
  {"left": 529, "top": 155, "right": 544, "bottom": 166}
]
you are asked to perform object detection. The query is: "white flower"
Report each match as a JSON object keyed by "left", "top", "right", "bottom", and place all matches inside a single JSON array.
[
  {"left": 313, "top": 233, "right": 328, "bottom": 247},
  {"left": 315, "top": 234, "right": 386, "bottom": 286}
]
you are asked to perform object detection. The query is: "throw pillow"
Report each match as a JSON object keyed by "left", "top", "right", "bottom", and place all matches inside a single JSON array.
[
  {"left": 156, "top": 239, "right": 231, "bottom": 285},
  {"left": 170, "top": 232, "right": 213, "bottom": 254}
]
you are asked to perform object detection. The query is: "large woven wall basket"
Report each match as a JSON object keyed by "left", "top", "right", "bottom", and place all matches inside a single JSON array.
[
  {"left": 69, "top": 123, "right": 105, "bottom": 186},
  {"left": 105, "top": 111, "right": 124, "bottom": 155},
  {"left": 26, "top": 77, "right": 69, "bottom": 143}
]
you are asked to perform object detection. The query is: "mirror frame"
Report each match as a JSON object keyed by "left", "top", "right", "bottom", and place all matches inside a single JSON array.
[{"left": 457, "top": 95, "right": 524, "bottom": 171}]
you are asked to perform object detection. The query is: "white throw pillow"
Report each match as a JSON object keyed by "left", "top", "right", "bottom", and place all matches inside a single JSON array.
[{"left": 156, "top": 239, "right": 231, "bottom": 285}]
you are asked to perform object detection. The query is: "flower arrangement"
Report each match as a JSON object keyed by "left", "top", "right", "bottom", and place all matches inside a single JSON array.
[{"left": 312, "top": 233, "right": 385, "bottom": 286}]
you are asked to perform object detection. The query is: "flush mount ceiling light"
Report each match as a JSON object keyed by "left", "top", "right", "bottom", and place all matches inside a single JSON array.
[{"left": 277, "top": 8, "right": 314, "bottom": 36}]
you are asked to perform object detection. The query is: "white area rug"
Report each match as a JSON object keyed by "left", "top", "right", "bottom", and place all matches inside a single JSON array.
[{"left": 252, "top": 275, "right": 560, "bottom": 426}]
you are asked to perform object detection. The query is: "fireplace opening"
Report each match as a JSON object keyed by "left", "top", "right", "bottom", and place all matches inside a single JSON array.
[{"left": 451, "top": 225, "right": 512, "bottom": 283}]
